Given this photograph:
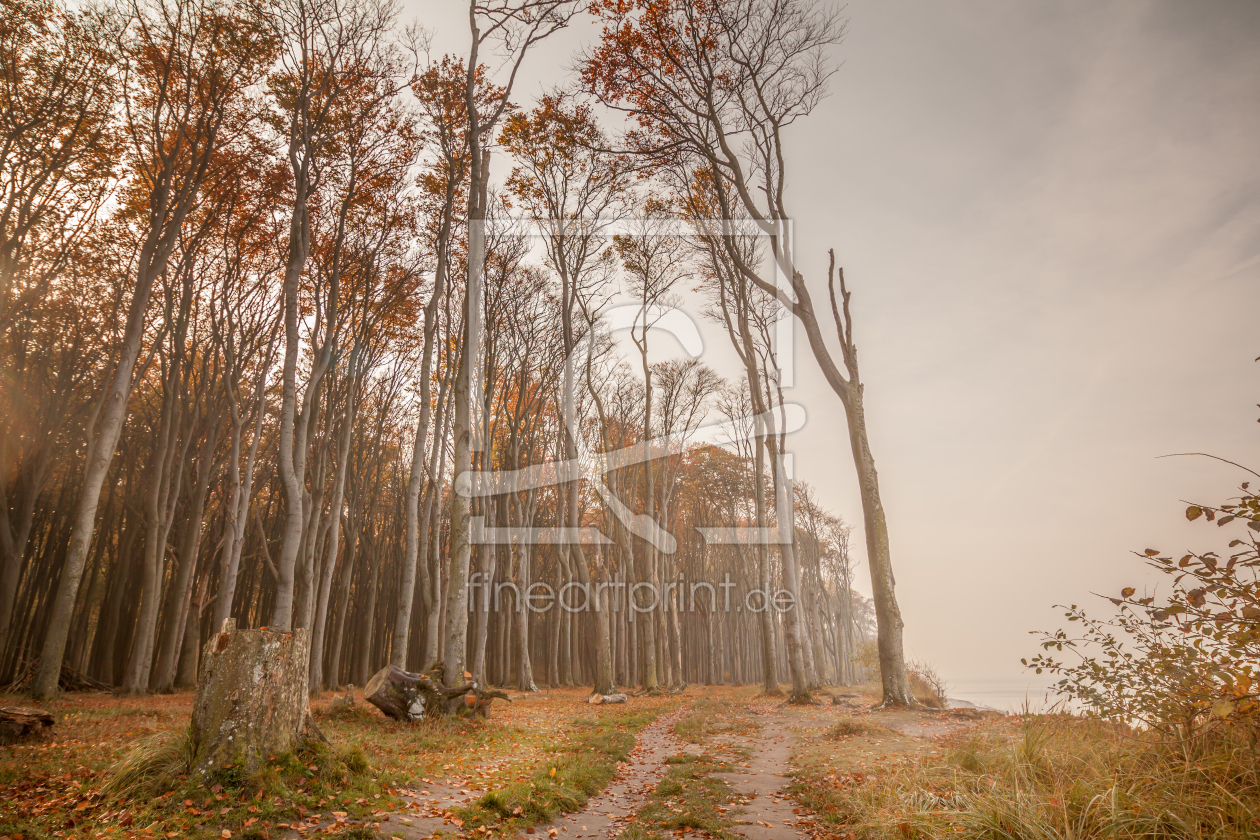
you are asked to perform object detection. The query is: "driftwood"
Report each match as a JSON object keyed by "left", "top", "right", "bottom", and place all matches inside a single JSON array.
[
  {"left": 0, "top": 707, "right": 54, "bottom": 745},
  {"left": 189, "top": 619, "right": 320, "bottom": 776},
  {"left": 365, "top": 665, "right": 511, "bottom": 721}
]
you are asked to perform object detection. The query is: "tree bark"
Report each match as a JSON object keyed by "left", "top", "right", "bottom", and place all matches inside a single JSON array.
[
  {"left": 0, "top": 707, "right": 54, "bottom": 745},
  {"left": 364, "top": 663, "right": 465, "bottom": 721},
  {"left": 189, "top": 619, "right": 319, "bottom": 776}
]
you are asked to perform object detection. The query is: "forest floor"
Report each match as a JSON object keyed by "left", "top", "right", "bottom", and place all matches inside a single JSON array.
[{"left": 0, "top": 684, "right": 1004, "bottom": 840}]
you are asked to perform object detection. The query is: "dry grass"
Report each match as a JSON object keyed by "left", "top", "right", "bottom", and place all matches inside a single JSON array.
[
  {"left": 907, "top": 661, "right": 948, "bottom": 709},
  {"left": 792, "top": 711, "right": 1260, "bottom": 840},
  {"left": 824, "top": 718, "right": 891, "bottom": 740},
  {"left": 99, "top": 726, "right": 196, "bottom": 798}
]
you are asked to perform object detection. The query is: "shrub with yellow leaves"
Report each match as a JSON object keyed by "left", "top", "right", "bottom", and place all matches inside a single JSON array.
[{"left": 1026, "top": 474, "right": 1260, "bottom": 738}]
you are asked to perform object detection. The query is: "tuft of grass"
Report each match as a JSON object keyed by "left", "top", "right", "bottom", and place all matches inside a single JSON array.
[
  {"left": 825, "top": 718, "right": 889, "bottom": 740},
  {"left": 100, "top": 726, "right": 196, "bottom": 798}
]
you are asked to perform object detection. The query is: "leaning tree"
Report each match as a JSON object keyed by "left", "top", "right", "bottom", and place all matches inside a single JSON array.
[{"left": 584, "top": 0, "right": 916, "bottom": 706}]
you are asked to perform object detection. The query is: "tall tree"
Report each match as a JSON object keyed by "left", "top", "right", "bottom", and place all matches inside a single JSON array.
[
  {"left": 585, "top": 0, "right": 916, "bottom": 705},
  {"left": 267, "top": 0, "right": 400, "bottom": 633},
  {"left": 501, "top": 93, "right": 630, "bottom": 696},
  {"left": 33, "top": 0, "right": 274, "bottom": 699},
  {"left": 443, "top": 0, "right": 579, "bottom": 694}
]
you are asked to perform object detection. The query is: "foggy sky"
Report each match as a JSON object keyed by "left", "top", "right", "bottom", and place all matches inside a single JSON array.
[{"left": 409, "top": 0, "right": 1260, "bottom": 693}]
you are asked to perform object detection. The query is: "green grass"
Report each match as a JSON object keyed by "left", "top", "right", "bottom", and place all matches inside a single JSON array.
[
  {"left": 620, "top": 752, "right": 738, "bottom": 840},
  {"left": 673, "top": 696, "right": 762, "bottom": 745},
  {"left": 672, "top": 696, "right": 760, "bottom": 769},
  {"left": 86, "top": 734, "right": 381, "bottom": 839},
  {"left": 452, "top": 709, "right": 658, "bottom": 831}
]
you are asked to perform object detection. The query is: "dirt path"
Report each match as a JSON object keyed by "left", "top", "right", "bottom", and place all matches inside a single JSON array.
[
  {"left": 524, "top": 706, "right": 693, "bottom": 839},
  {"left": 278, "top": 706, "right": 696, "bottom": 839},
  {"left": 711, "top": 706, "right": 807, "bottom": 840},
  {"left": 276, "top": 690, "right": 999, "bottom": 840}
]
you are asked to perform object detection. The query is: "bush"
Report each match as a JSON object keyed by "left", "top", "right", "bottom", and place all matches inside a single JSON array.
[
  {"left": 906, "top": 659, "right": 947, "bottom": 708},
  {"left": 1027, "top": 477, "right": 1260, "bottom": 737}
]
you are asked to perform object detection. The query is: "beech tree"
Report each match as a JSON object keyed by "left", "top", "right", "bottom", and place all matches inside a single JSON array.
[
  {"left": 33, "top": 0, "right": 275, "bottom": 700},
  {"left": 5, "top": 0, "right": 887, "bottom": 711},
  {"left": 0, "top": 0, "right": 120, "bottom": 667},
  {"left": 444, "top": 0, "right": 580, "bottom": 696},
  {"left": 584, "top": 0, "right": 916, "bottom": 706}
]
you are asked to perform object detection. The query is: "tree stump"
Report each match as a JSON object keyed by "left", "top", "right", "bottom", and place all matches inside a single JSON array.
[
  {"left": 189, "top": 619, "right": 319, "bottom": 776},
  {"left": 0, "top": 707, "right": 54, "bottom": 745}
]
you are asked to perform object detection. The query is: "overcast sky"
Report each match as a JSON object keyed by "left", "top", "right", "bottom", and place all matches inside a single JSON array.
[{"left": 409, "top": 0, "right": 1260, "bottom": 695}]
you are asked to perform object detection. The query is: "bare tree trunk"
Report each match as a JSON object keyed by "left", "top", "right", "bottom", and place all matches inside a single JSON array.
[
  {"left": 443, "top": 140, "right": 484, "bottom": 689},
  {"left": 310, "top": 381, "right": 356, "bottom": 691},
  {"left": 843, "top": 382, "right": 912, "bottom": 704},
  {"left": 394, "top": 226, "right": 445, "bottom": 668},
  {"left": 214, "top": 345, "right": 273, "bottom": 631},
  {"left": 153, "top": 426, "right": 218, "bottom": 692},
  {"left": 513, "top": 540, "right": 537, "bottom": 691},
  {"left": 174, "top": 571, "right": 209, "bottom": 689},
  {"left": 123, "top": 359, "right": 190, "bottom": 694},
  {"left": 326, "top": 517, "right": 357, "bottom": 687},
  {"left": 769, "top": 451, "right": 809, "bottom": 700}
]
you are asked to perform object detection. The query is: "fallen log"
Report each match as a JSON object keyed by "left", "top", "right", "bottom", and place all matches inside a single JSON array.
[
  {"left": 365, "top": 665, "right": 467, "bottom": 721},
  {"left": 586, "top": 692, "right": 628, "bottom": 705},
  {"left": 0, "top": 707, "right": 54, "bottom": 745},
  {"left": 365, "top": 665, "right": 512, "bottom": 720},
  {"left": 2, "top": 661, "right": 113, "bottom": 694}
]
